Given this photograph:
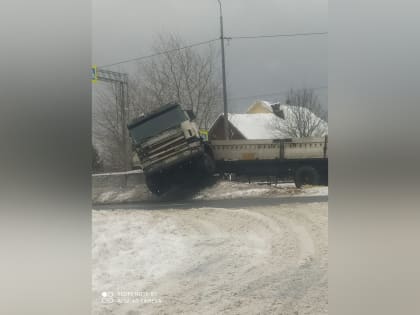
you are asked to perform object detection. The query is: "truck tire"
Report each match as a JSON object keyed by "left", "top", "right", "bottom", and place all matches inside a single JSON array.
[
  {"left": 145, "top": 173, "right": 168, "bottom": 196},
  {"left": 295, "top": 166, "right": 320, "bottom": 188}
]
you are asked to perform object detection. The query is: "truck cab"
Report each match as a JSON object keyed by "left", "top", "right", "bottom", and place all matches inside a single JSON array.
[{"left": 128, "top": 103, "right": 214, "bottom": 195}]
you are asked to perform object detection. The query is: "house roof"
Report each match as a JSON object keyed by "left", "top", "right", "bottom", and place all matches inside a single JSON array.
[
  {"left": 209, "top": 100, "right": 328, "bottom": 140},
  {"left": 228, "top": 113, "right": 287, "bottom": 139},
  {"left": 279, "top": 104, "right": 328, "bottom": 136}
]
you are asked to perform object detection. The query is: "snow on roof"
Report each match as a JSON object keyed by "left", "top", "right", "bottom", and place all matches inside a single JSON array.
[
  {"left": 228, "top": 113, "right": 287, "bottom": 139},
  {"left": 250, "top": 101, "right": 328, "bottom": 136},
  {"left": 278, "top": 104, "right": 328, "bottom": 135},
  {"left": 209, "top": 100, "right": 328, "bottom": 140}
]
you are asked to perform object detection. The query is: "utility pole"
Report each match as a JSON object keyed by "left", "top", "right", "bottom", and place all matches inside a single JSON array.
[
  {"left": 217, "top": 0, "right": 229, "bottom": 139},
  {"left": 95, "top": 68, "right": 130, "bottom": 171},
  {"left": 119, "top": 80, "right": 129, "bottom": 172}
]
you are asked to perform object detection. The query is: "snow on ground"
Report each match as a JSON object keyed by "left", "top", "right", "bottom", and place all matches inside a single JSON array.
[
  {"left": 92, "top": 202, "right": 328, "bottom": 315},
  {"left": 93, "top": 185, "right": 153, "bottom": 204},
  {"left": 92, "top": 179, "right": 327, "bottom": 204},
  {"left": 193, "top": 181, "right": 328, "bottom": 200},
  {"left": 299, "top": 185, "right": 329, "bottom": 197}
]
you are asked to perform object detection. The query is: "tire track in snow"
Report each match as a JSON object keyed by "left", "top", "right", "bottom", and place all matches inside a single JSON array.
[{"left": 92, "top": 202, "right": 327, "bottom": 315}]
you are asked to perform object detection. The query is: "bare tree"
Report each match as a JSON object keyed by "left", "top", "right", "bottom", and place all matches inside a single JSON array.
[
  {"left": 93, "top": 34, "right": 221, "bottom": 171},
  {"left": 272, "top": 88, "right": 328, "bottom": 138},
  {"left": 93, "top": 83, "right": 133, "bottom": 171},
  {"left": 92, "top": 143, "right": 103, "bottom": 173},
  {"left": 137, "top": 34, "right": 221, "bottom": 128}
]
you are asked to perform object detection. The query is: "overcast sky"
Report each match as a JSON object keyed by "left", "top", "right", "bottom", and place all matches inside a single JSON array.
[{"left": 93, "top": 0, "right": 327, "bottom": 112}]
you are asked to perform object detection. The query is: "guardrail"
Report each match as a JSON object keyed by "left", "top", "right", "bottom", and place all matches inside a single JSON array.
[{"left": 92, "top": 170, "right": 145, "bottom": 189}]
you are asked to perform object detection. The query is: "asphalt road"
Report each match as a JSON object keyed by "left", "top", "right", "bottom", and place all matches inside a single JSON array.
[{"left": 92, "top": 195, "right": 328, "bottom": 210}]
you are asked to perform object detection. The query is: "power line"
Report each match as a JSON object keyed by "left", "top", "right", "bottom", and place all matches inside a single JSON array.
[
  {"left": 228, "top": 32, "right": 328, "bottom": 40},
  {"left": 98, "top": 32, "right": 327, "bottom": 68},
  {"left": 99, "top": 38, "right": 219, "bottom": 68}
]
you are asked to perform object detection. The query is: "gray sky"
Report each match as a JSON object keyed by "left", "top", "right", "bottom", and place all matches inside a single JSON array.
[{"left": 93, "top": 0, "right": 327, "bottom": 112}]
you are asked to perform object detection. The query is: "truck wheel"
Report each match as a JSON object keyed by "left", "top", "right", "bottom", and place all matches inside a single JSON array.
[
  {"left": 295, "top": 166, "right": 320, "bottom": 188},
  {"left": 145, "top": 174, "right": 167, "bottom": 196}
]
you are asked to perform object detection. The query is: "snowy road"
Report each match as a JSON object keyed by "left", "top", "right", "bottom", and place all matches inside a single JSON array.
[
  {"left": 92, "top": 194, "right": 327, "bottom": 210},
  {"left": 92, "top": 200, "right": 328, "bottom": 314},
  {"left": 92, "top": 178, "right": 328, "bottom": 205}
]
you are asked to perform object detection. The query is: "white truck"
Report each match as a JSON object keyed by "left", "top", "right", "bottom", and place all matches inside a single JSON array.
[
  {"left": 128, "top": 103, "right": 328, "bottom": 195},
  {"left": 127, "top": 103, "right": 215, "bottom": 195}
]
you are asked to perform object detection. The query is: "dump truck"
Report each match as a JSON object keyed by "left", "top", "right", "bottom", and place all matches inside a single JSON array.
[{"left": 127, "top": 103, "right": 215, "bottom": 195}]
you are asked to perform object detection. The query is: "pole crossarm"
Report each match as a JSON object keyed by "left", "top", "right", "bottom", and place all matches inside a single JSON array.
[{"left": 96, "top": 68, "right": 128, "bottom": 84}]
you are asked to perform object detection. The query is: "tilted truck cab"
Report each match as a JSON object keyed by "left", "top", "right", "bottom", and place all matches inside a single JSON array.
[{"left": 127, "top": 103, "right": 215, "bottom": 195}]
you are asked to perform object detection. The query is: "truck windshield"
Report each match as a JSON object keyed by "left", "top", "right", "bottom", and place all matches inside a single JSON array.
[{"left": 129, "top": 106, "right": 187, "bottom": 144}]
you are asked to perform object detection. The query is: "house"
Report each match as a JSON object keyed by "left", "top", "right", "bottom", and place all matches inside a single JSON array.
[
  {"left": 246, "top": 100, "right": 285, "bottom": 118},
  {"left": 208, "top": 112, "right": 285, "bottom": 140},
  {"left": 246, "top": 100, "right": 274, "bottom": 114},
  {"left": 208, "top": 100, "right": 327, "bottom": 140}
]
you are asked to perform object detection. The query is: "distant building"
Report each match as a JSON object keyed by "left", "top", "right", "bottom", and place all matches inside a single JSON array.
[
  {"left": 246, "top": 100, "right": 285, "bottom": 118},
  {"left": 246, "top": 100, "right": 274, "bottom": 114},
  {"left": 208, "top": 100, "right": 327, "bottom": 140}
]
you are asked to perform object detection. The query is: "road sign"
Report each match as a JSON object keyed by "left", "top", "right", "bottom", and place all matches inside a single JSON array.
[
  {"left": 199, "top": 129, "right": 209, "bottom": 142},
  {"left": 91, "top": 65, "right": 97, "bottom": 83}
]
